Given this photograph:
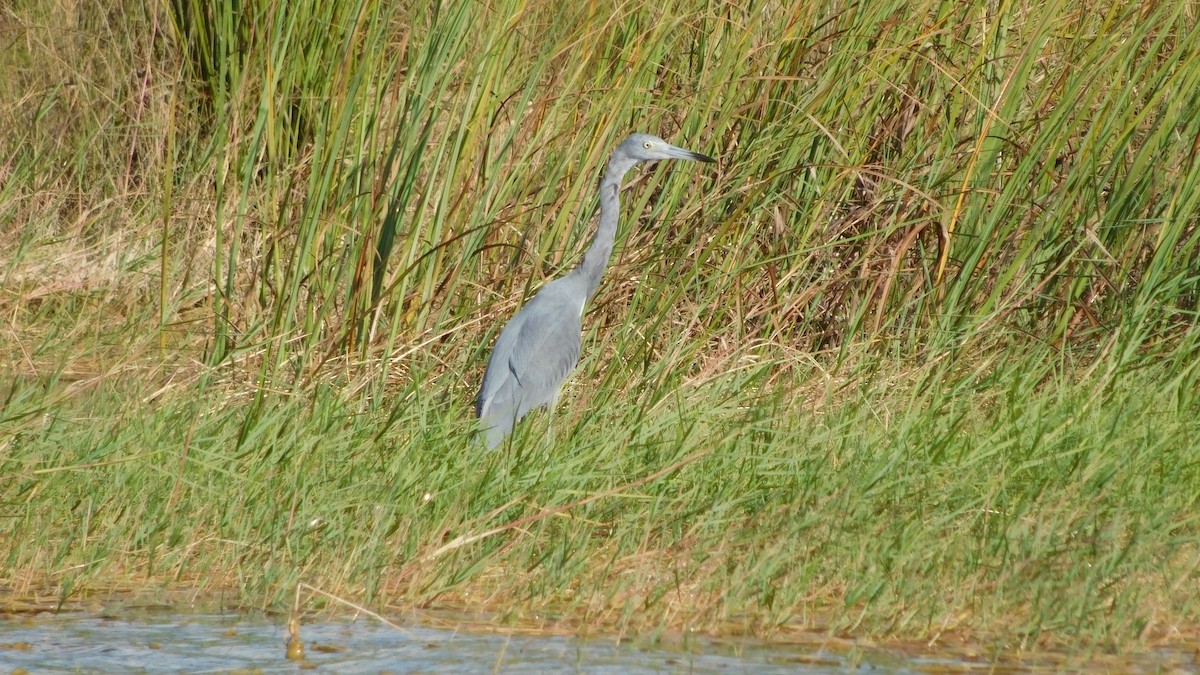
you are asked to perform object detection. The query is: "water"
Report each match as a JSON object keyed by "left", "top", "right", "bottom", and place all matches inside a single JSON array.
[
  {"left": 0, "top": 609, "right": 886, "bottom": 673},
  {"left": 0, "top": 607, "right": 1193, "bottom": 673}
]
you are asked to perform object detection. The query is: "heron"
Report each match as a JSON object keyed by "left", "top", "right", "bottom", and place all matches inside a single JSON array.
[{"left": 476, "top": 132, "right": 716, "bottom": 448}]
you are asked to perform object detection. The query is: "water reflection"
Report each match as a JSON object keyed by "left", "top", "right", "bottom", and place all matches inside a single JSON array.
[
  {"left": 0, "top": 609, "right": 1192, "bottom": 673},
  {"left": 0, "top": 611, "right": 862, "bottom": 673}
]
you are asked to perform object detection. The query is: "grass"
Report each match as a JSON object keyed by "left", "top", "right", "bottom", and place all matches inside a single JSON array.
[{"left": 2, "top": 0, "right": 1200, "bottom": 654}]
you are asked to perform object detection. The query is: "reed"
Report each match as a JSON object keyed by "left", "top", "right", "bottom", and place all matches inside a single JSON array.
[{"left": 2, "top": 0, "right": 1198, "bottom": 649}]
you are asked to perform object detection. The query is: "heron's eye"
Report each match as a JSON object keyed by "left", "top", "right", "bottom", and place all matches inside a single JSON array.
[{"left": 642, "top": 141, "right": 652, "bottom": 149}]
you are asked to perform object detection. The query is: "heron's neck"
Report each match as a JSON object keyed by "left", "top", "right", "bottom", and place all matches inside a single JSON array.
[{"left": 572, "top": 155, "right": 638, "bottom": 301}]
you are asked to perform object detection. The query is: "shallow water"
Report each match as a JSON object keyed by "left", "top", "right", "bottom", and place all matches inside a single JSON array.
[
  {"left": 0, "top": 609, "right": 894, "bottom": 674},
  {"left": 0, "top": 608, "right": 1193, "bottom": 673}
]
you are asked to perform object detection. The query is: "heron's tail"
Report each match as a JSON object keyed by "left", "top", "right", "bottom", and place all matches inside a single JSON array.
[{"left": 479, "top": 414, "right": 511, "bottom": 450}]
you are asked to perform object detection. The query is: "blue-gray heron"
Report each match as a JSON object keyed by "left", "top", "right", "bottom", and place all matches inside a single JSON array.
[{"left": 476, "top": 133, "right": 715, "bottom": 448}]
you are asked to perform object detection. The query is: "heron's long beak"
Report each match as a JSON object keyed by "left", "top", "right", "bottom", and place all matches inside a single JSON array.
[{"left": 665, "top": 144, "right": 716, "bottom": 163}]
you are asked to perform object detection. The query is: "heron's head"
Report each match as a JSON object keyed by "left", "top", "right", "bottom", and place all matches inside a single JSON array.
[{"left": 618, "top": 133, "right": 716, "bottom": 164}]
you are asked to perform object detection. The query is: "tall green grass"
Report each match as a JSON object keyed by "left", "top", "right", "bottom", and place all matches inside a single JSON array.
[{"left": 2, "top": 0, "right": 1198, "bottom": 650}]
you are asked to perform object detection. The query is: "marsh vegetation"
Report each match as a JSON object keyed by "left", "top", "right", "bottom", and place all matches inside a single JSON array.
[{"left": 2, "top": 0, "right": 1199, "bottom": 653}]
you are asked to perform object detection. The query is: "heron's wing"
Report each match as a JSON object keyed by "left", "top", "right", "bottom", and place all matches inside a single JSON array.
[
  {"left": 477, "top": 293, "right": 582, "bottom": 420},
  {"left": 477, "top": 314, "right": 523, "bottom": 418},
  {"left": 505, "top": 300, "right": 582, "bottom": 397}
]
